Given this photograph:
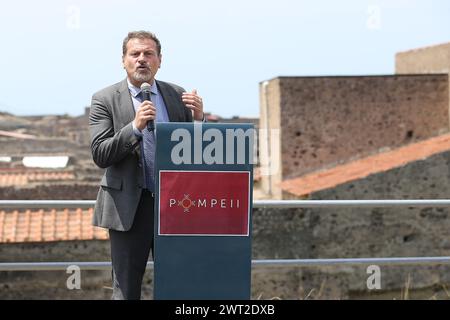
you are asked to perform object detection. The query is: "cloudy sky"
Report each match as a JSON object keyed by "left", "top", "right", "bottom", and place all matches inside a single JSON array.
[{"left": 0, "top": 0, "right": 449, "bottom": 118}]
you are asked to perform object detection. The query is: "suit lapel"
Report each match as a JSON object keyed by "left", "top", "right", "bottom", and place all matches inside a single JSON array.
[
  {"left": 157, "top": 80, "right": 182, "bottom": 122},
  {"left": 116, "top": 79, "right": 141, "bottom": 159},
  {"left": 116, "top": 79, "right": 135, "bottom": 126}
]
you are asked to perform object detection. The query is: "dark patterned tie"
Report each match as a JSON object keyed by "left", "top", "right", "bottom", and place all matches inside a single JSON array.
[
  {"left": 143, "top": 126, "right": 156, "bottom": 192},
  {"left": 137, "top": 92, "right": 156, "bottom": 192}
]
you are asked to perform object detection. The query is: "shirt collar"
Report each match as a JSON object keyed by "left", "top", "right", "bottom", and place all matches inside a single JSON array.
[{"left": 127, "top": 78, "right": 158, "bottom": 98}]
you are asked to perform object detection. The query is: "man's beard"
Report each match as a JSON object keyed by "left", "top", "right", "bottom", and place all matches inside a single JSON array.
[{"left": 132, "top": 69, "right": 152, "bottom": 83}]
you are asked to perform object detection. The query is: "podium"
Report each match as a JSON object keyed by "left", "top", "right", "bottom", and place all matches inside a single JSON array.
[{"left": 153, "top": 122, "right": 254, "bottom": 300}]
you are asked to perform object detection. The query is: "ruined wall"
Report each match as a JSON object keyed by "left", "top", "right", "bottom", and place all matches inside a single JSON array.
[
  {"left": 259, "top": 79, "right": 282, "bottom": 198},
  {"left": 274, "top": 149, "right": 450, "bottom": 298},
  {"left": 396, "top": 42, "right": 450, "bottom": 126},
  {"left": 396, "top": 43, "right": 450, "bottom": 75},
  {"left": 259, "top": 75, "right": 449, "bottom": 199},
  {"left": 0, "top": 184, "right": 99, "bottom": 200}
]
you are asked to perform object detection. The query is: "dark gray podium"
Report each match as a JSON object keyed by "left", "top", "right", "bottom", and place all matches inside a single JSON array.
[{"left": 153, "top": 122, "right": 254, "bottom": 300}]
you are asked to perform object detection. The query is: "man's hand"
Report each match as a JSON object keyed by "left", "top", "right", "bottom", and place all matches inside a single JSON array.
[
  {"left": 182, "top": 89, "right": 204, "bottom": 121},
  {"left": 133, "top": 101, "right": 156, "bottom": 131}
]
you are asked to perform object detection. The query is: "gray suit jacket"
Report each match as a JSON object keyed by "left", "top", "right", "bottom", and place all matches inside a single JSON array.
[{"left": 89, "top": 79, "right": 192, "bottom": 231}]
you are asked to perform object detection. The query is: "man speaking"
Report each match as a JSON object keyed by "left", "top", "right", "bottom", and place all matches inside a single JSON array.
[{"left": 89, "top": 30, "right": 205, "bottom": 299}]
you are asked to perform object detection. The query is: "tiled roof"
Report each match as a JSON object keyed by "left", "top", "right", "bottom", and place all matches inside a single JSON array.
[
  {"left": 0, "top": 208, "right": 108, "bottom": 243},
  {"left": 281, "top": 133, "right": 450, "bottom": 197},
  {"left": 0, "top": 170, "right": 75, "bottom": 187}
]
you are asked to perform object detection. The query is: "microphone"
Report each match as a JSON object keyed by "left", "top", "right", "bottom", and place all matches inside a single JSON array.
[{"left": 140, "top": 82, "right": 154, "bottom": 131}]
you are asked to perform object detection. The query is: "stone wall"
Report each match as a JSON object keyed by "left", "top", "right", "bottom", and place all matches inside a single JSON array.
[
  {"left": 396, "top": 43, "right": 450, "bottom": 75},
  {"left": 0, "top": 184, "right": 99, "bottom": 200},
  {"left": 396, "top": 42, "right": 450, "bottom": 126},
  {"left": 277, "top": 149, "right": 450, "bottom": 299},
  {"left": 259, "top": 79, "right": 283, "bottom": 198},
  {"left": 259, "top": 75, "right": 449, "bottom": 199},
  {"left": 0, "top": 240, "right": 112, "bottom": 299}
]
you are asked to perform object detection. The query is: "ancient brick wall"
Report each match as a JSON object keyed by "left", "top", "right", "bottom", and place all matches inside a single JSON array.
[{"left": 260, "top": 75, "right": 449, "bottom": 199}]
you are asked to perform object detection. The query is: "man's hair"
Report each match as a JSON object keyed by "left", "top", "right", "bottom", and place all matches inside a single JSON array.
[{"left": 122, "top": 31, "right": 161, "bottom": 56}]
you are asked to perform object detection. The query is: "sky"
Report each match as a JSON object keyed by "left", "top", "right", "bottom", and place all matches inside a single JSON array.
[{"left": 0, "top": 0, "right": 449, "bottom": 118}]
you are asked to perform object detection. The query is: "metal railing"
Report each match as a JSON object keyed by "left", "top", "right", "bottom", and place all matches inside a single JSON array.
[
  {"left": 2, "top": 199, "right": 450, "bottom": 209},
  {"left": 1, "top": 199, "right": 450, "bottom": 271},
  {"left": 2, "top": 257, "right": 450, "bottom": 271}
]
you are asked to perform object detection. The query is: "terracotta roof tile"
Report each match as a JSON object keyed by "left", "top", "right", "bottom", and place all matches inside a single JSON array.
[
  {"left": 281, "top": 133, "right": 450, "bottom": 197},
  {"left": 0, "top": 208, "right": 108, "bottom": 243}
]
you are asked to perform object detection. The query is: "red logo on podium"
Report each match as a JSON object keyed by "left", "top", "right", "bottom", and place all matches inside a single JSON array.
[{"left": 158, "top": 171, "right": 250, "bottom": 236}]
